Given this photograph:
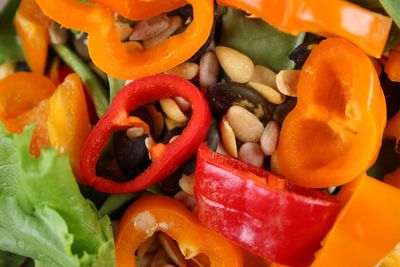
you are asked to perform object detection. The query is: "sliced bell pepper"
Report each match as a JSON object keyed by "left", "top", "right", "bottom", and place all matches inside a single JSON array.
[
  {"left": 13, "top": 0, "right": 51, "bottom": 74},
  {"left": 385, "top": 51, "right": 400, "bottom": 82},
  {"left": 218, "top": 0, "right": 391, "bottom": 58},
  {"left": 0, "top": 72, "right": 56, "bottom": 157},
  {"left": 47, "top": 73, "right": 91, "bottom": 182},
  {"left": 194, "top": 144, "right": 341, "bottom": 266},
  {"left": 275, "top": 38, "right": 386, "bottom": 188},
  {"left": 92, "top": 0, "right": 187, "bottom": 21},
  {"left": 116, "top": 195, "right": 243, "bottom": 266},
  {"left": 80, "top": 74, "right": 211, "bottom": 194},
  {"left": 312, "top": 175, "right": 400, "bottom": 267},
  {"left": 35, "top": 0, "right": 214, "bottom": 80}
]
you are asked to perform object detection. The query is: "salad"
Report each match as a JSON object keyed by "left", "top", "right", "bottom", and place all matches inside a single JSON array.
[{"left": 0, "top": 0, "right": 400, "bottom": 266}]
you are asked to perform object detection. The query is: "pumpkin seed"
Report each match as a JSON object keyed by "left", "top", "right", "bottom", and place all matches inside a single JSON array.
[
  {"left": 220, "top": 116, "right": 238, "bottom": 158},
  {"left": 226, "top": 105, "right": 264, "bottom": 142},
  {"left": 238, "top": 142, "right": 264, "bottom": 168}
]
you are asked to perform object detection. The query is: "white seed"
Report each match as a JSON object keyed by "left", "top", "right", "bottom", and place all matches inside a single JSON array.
[
  {"left": 165, "top": 117, "right": 186, "bottom": 131},
  {"left": 122, "top": 41, "right": 144, "bottom": 53},
  {"left": 173, "top": 96, "right": 191, "bottom": 112},
  {"left": 145, "top": 136, "right": 156, "bottom": 150},
  {"left": 48, "top": 21, "right": 68, "bottom": 45},
  {"left": 0, "top": 61, "right": 15, "bottom": 79},
  {"left": 260, "top": 121, "right": 280, "bottom": 156},
  {"left": 215, "top": 46, "right": 254, "bottom": 83},
  {"left": 143, "top": 16, "right": 183, "bottom": 49},
  {"left": 220, "top": 116, "right": 238, "bottom": 158},
  {"left": 276, "top": 70, "right": 301, "bottom": 97},
  {"left": 159, "top": 98, "right": 187, "bottom": 123},
  {"left": 158, "top": 233, "right": 186, "bottom": 267},
  {"left": 199, "top": 51, "right": 219, "bottom": 88},
  {"left": 238, "top": 142, "right": 264, "bottom": 168},
  {"left": 216, "top": 142, "right": 229, "bottom": 156},
  {"left": 126, "top": 126, "right": 145, "bottom": 139},
  {"left": 174, "top": 191, "right": 196, "bottom": 211},
  {"left": 169, "top": 135, "right": 179, "bottom": 143},
  {"left": 130, "top": 14, "right": 170, "bottom": 41},
  {"left": 226, "top": 106, "right": 263, "bottom": 142},
  {"left": 115, "top": 22, "right": 133, "bottom": 41},
  {"left": 164, "top": 62, "right": 199, "bottom": 80},
  {"left": 250, "top": 65, "right": 277, "bottom": 88},
  {"left": 248, "top": 82, "right": 286, "bottom": 104},
  {"left": 178, "top": 174, "right": 195, "bottom": 195}
]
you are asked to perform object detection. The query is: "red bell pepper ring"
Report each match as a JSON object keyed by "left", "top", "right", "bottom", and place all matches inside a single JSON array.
[
  {"left": 80, "top": 75, "right": 211, "bottom": 194},
  {"left": 194, "top": 144, "right": 341, "bottom": 266}
]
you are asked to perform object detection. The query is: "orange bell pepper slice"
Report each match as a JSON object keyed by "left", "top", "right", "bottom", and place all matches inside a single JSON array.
[
  {"left": 218, "top": 0, "right": 391, "bottom": 58},
  {"left": 275, "top": 38, "right": 386, "bottom": 188},
  {"left": 13, "top": 0, "right": 51, "bottom": 74},
  {"left": 92, "top": 0, "right": 187, "bottom": 21},
  {"left": 311, "top": 175, "right": 400, "bottom": 267},
  {"left": 385, "top": 51, "right": 400, "bottom": 82},
  {"left": 116, "top": 195, "right": 243, "bottom": 267},
  {"left": 35, "top": 0, "right": 214, "bottom": 80},
  {"left": 0, "top": 72, "right": 56, "bottom": 157},
  {"left": 47, "top": 73, "right": 91, "bottom": 182}
]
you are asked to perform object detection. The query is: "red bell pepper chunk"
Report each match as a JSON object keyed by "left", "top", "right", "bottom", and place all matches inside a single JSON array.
[
  {"left": 194, "top": 144, "right": 341, "bottom": 266},
  {"left": 80, "top": 74, "right": 211, "bottom": 194}
]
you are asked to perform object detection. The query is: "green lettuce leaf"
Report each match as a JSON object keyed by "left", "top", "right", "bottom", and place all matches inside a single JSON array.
[
  {"left": 0, "top": 125, "right": 115, "bottom": 267},
  {"left": 0, "top": 0, "right": 24, "bottom": 64},
  {"left": 220, "top": 8, "right": 305, "bottom": 72}
]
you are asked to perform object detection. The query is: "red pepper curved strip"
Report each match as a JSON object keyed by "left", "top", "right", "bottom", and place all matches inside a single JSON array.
[
  {"left": 80, "top": 75, "right": 211, "bottom": 194},
  {"left": 218, "top": 0, "right": 392, "bottom": 58},
  {"left": 92, "top": 0, "right": 187, "bottom": 21},
  {"left": 35, "top": 0, "right": 214, "bottom": 80},
  {"left": 194, "top": 144, "right": 341, "bottom": 266}
]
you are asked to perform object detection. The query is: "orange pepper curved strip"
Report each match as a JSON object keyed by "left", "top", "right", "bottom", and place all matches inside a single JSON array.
[
  {"left": 116, "top": 195, "right": 243, "bottom": 267},
  {"left": 35, "top": 0, "right": 214, "bottom": 80},
  {"left": 13, "top": 0, "right": 50, "bottom": 74},
  {"left": 217, "top": 0, "right": 391, "bottom": 58},
  {"left": 384, "top": 168, "right": 400, "bottom": 188},
  {"left": 311, "top": 175, "right": 400, "bottom": 267},
  {"left": 0, "top": 72, "right": 56, "bottom": 156},
  {"left": 93, "top": 0, "right": 187, "bottom": 21},
  {"left": 47, "top": 74, "right": 91, "bottom": 182},
  {"left": 275, "top": 38, "right": 386, "bottom": 188}
]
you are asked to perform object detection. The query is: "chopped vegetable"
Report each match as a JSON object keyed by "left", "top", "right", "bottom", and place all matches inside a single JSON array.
[
  {"left": 80, "top": 74, "right": 211, "bottom": 193},
  {"left": 275, "top": 38, "right": 386, "bottom": 188}
]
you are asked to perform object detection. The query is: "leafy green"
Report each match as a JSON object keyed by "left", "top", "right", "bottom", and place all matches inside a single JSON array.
[
  {"left": 0, "top": 0, "right": 24, "bottom": 64},
  {"left": 220, "top": 8, "right": 305, "bottom": 72},
  {"left": 0, "top": 125, "right": 115, "bottom": 267},
  {"left": 108, "top": 76, "right": 125, "bottom": 104},
  {"left": 380, "top": 0, "right": 400, "bottom": 28},
  {"left": 99, "top": 193, "right": 138, "bottom": 216},
  {"left": 53, "top": 45, "right": 109, "bottom": 117},
  {"left": 367, "top": 139, "right": 400, "bottom": 179}
]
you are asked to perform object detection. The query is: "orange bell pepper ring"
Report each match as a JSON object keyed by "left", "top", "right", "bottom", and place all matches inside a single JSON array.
[
  {"left": 0, "top": 72, "right": 56, "bottom": 157},
  {"left": 312, "top": 175, "right": 400, "bottom": 267},
  {"left": 385, "top": 51, "right": 400, "bottom": 82},
  {"left": 47, "top": 73, "right": 91, "bottom": 182},
  {"left": 218, "top": 0, "right": 391, "bottom": 58},
  {"left": 116, "top": 195, "right": 243, "bottom": 267},
  {"left": 275, "top": 38, "right": 386, "bottom": 188},
  {"left": 92, "top": 0, "right": 187, "bottom": 21},
  {"left": 35, "top": 0, "right": 214, "bottom": 80},
  {"left": 14, "top": 0, "right": 50, "bottom": 74}
]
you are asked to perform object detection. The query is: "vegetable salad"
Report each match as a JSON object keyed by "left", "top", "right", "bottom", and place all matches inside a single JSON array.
[{"left": 1, "top": 0, "right": 400, "bottom": 266}]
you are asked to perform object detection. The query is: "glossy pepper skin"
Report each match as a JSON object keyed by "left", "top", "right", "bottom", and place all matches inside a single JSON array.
[
  {"left": 0, "top": 72, "right": 56, "bottom": 156},
  {"left": 80, "top": 75, "right": 211, "bottom": 194},
  {"left": 275, "top": 38, "right": 386, "bottom": 188},
  {"left": 312, "top": 175, "right": 400, "bottom": 267},
  {"left": 14, "top": 0, "right": 50, "bottom": 74},
  {"left": 92, "top": 0, "right": 187, "bottom": 21},
  {"left": 194, "top": 144, "right": 341, "bottom": 266},
  {"left": 217, "top": 0, "right": 391, "bottom": 58},
  {"left": 116, "top": 195, "right": 243, "bottom": 267},
  {"left": 35, "top": 0, "right": 214, "bottom": 80}
]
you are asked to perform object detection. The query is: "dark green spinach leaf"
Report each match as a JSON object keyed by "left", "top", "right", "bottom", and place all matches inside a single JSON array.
[
  {"left": 220, "top": 8, "right": 305, "bottom": 72},
  {"left": 0, "top": 0, "right": 24, "bottom": 65}
]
